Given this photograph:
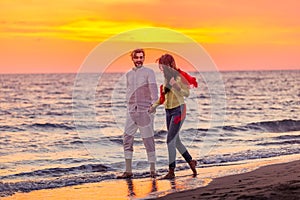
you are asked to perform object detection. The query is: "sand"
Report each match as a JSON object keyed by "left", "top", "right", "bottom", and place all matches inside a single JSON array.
[
  {"left": 2, "top": 158, "right": 299, "bottom": 200},
  {"left": 155, "top": 160, "right": 300, "bottom": 200}
]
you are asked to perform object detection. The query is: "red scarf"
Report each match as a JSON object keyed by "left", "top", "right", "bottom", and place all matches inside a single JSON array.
[
  {"left": 159, "top": 84, "right": 165, "bottom": 104},
  {"left": 177, "top": 68, "right": 198, "bottom": 88}
]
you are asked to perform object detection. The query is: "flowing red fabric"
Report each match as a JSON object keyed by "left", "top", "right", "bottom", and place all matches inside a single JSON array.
[
  {"left": 174, "top": 104, "right": 187, "bottom": 124},
  {"left": 159, "top": 84, "right": 165, "bottom": 104},
  {"left": 177, "top": 68, "right": 198, "bottom": 88}
]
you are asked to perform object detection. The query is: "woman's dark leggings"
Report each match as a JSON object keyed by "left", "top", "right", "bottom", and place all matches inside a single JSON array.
[{"left": 165, "top": 104, "right": 192, "bottom": 169}]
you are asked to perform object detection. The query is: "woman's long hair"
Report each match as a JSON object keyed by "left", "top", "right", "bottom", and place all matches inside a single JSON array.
[{"left": 157, "top": 54, "right": 179, "bottom": 93}]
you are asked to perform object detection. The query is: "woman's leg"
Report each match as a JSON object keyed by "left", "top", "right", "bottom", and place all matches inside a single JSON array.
[
  {"left": 175, "top": 135, "right": 192, "bottom": 163},
  {"left": 174, "top": 126, "right": 197, "bottom": 175},
  {"left": 171, "top": 105, "right": 198, "bottom": 175},
  {"left": 161, "top": 108, "right": 178, "bottom": 179},
  {"left": 166, "top": 106, "right": 182, "bottom": 169}
]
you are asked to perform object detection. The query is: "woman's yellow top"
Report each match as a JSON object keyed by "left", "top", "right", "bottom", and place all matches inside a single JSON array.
[{"left": 153, "top": 76, "right": 189, "bottom": 109}]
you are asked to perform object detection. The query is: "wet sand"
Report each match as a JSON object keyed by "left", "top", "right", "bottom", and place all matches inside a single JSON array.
[
  {"left": 2, "top": 157, "right": 299, "bottom": 200},
  {"left": 155, "top": 159, "right": 300, "bottom": 200}
]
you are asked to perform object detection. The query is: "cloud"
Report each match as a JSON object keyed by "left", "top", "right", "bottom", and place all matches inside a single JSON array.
[{"left": 0, "top": 0, "right": 299, "bottom": 45}]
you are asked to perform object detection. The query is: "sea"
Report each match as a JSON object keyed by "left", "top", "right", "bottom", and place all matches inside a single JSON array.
[{"left": 0, "top": 70, "right": 299, "bottom": 197}]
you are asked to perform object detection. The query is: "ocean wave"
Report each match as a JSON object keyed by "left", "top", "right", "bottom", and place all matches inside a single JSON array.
[
  {"left": 257, "top": 140, "right": 300, "bottom": 146},
  {"left": 245, "top": 119, "right": 300, "bottom": 132},
  {"left": 3, "top": 119, "right": 299, "bottom": 135},
  {"left": 275, "top": 135, "right": 300, "bottom": 140},
  {"left": 184, "top": 128, "right": 209, "bottom": 133},
  {"left": 222, "top": 126, "right": 248, "bottom": 132},
  {"left": 0, "top": 164, "right": 109, "bottom": 180},
  {"left": 45, "top": 111, "right": 72, "bottom": 116},
  {"left": 24, "top": 122, "right": 108, "bottom": 131},
  {"left": 107, "top": 136, "right": 123, "bottom": 145},
  {"left": 154, "top": 130, "right": 168, "bottom": 138},
  {"left": 0, "top": 169, "right": 165, "bottom": 198},
  {"left": 210, "top": 119, "right": 300, "bottom": 133},
  {"left": 70, "top": 140, "right": 84, "bottom": 144},
  {"left": 27, "top": 123, "right": 75, "bottom": 130},
  {"left": 182, "top": 119, "right": 300, "bottom": 136},
  {"left": 0, "top": 173, "right": 114, "bottom": 197},
  {"left": 1, "top": 147, "right": 299, "bottom": 198},
  {"left": 200, "top": 147, "right": 300, "bottom": 165},
  {"left": 0, "top": 126, "right": 25, "bottom": 132}
]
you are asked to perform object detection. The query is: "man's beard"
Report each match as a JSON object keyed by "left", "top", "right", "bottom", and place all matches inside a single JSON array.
[{"left": 134, "top": 61, "right": 143, "bottom": 67}]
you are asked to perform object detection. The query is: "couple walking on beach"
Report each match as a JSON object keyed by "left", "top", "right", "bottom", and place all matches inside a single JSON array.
[{"left": 117, "top": 48, "right": 198, "bottom": 179}]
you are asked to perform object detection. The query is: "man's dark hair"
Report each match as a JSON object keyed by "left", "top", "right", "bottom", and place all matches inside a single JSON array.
[{"left": 131, "top": 48, "right": 145, "bottom": 58}]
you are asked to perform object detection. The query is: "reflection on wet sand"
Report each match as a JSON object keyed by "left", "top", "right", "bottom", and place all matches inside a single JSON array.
[
  {"left": 124, "top": 174, "right": 199, "bottom": 199},
  {"left": 2, "top": 171, "right": 208, "bottom": 200},
  {"left": 126, "top": 178, "right": 158, "bottom": 198},
  {"left": 126, "top": 178, "right": 135, "bottom": 197}
]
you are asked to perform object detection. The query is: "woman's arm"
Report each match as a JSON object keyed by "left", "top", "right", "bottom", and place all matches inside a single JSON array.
[
  {"left": 149, "top": 84, "right": 164, "bottom": 113},
  {"left": 169, "top": 77, "right": 190, "bottom": 97},
  {"left": 149, "top": 99, "right": 160, "bottom": 113}
]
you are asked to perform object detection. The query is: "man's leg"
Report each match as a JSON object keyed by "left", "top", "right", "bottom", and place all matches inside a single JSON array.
[
  {"left": 142, "top": 136, "right": 156, "bottom": 170},
  {"left": 139, "top": 112, "right": 156, "bottom": 176},
  {"left": 123, "top": 113, "right": 138, "bottom": 173}
]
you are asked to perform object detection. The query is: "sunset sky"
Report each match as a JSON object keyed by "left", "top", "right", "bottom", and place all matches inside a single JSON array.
[{"left": 1, "top": 0, "right": 300, "bottom": 73}]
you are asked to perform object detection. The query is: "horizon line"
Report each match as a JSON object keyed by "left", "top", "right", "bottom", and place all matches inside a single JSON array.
[{"left": 0, "top": 68, "right": 299, "bottom": 75}]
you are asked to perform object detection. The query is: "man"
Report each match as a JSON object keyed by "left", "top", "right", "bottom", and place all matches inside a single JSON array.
[{"left": 117, "top": 48, "right": 158, "bottom": 178}]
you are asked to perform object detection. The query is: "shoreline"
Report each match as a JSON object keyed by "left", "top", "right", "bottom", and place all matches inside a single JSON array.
[
  {"left": 155, "top": 159, "right": 300, "bottom": 200},
  {"left": 2, "top": 155, "right": 300, "bottom": 200}
]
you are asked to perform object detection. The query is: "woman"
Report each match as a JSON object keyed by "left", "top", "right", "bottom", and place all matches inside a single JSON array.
[{"left": 149, "top": 54, "right": 198, "bottom": 179}]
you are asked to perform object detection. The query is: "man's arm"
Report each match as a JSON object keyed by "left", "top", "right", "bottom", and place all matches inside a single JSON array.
[
  {"left": 148, "top": 69, "right": 159, "bottom": 104},
  {"left": 125, "top": 72, "right": 130, "bottom": 103}
]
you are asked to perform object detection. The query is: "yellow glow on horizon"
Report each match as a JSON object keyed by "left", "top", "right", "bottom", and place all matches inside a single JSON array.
[
  {"left": 180, "top": 25, "right": 300, "bottom": 45},
  {"left": 1, "top": 0, "right": 300, "bottom": 45},
  {"left": 1, "top": 0, "right": 299, "bottom": 73},
  {"left": 2, "top": 17, "right": 300, "bottom": 45}
]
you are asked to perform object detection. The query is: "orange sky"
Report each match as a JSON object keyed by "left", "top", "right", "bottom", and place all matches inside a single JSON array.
[{"left": 1, "top": 0, "right": 300, "bottom": 73}]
